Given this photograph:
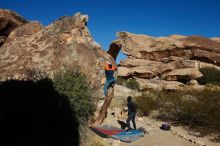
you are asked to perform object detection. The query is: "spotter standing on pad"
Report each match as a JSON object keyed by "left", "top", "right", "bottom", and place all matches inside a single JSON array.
[{"left": 126, "top": 96, "right": 137, "bottom": 131}]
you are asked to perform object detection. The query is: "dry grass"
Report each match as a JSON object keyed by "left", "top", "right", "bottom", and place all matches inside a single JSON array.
[
  {"left": 82, "top": 136, "right": 108, "bottom": 146},
  {"left": 135, "top": 85, "right": 220, "bottom": 140},
  {"left": 116, "top": 77, "right": 139, "bottom": 90}
]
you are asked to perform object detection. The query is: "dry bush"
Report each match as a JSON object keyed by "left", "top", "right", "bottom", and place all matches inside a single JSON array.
[
  {"left": 199, "top": 67, "right": 220, "bottom": 85},
  {"left": 135, "top": 86, "right": 220, "bottom": 139},
  {"left": 116, "top": 77, "right": 139, "bottom": 90}
]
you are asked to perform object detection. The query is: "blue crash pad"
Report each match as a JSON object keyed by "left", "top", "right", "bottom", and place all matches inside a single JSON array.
[{"left": 111, "top": 130, "right": 144, "bottom": 143}]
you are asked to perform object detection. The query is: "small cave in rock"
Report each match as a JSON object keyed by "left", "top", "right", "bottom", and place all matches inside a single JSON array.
[
  {"left": 0, "top": 21, "right": 20, "bottom": 47},
  {"left": 0, "top": 21, "right": 17, "bottom": 37},
  {"left": 171, "top": 75, "right": 191, "bottom": 84},
  {"left": 133, "top": 73, "right": 155, "bottom": 79},
  {"left": 0, "top": 79, "right": 79, "bottom": 146},
  {"left": 178, "top": 78, "right": 190, "bottom": 84},
  {"left": 190, "top": 56, "right": 216, "bottom": 65}
]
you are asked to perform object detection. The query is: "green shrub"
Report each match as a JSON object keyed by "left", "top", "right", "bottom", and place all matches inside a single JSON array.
[
  {"left": 199, "top": 67, "right": 220, "bottom": 85},
  {"left": 135, "top": 93, "right": 157, "bottom": 115},
  {"left": 135, "top": 87, "right": 220, "bottom": 137},
  {"left": 126, "top": 78, "right": 139, "bottom": 90},
  {"left": 116, "top": 77, "right": 139, "bottom": 90},
  {"left": 53, "top": 69, "right": 95, "bottom": 124},
  {"left": 116, "top": 76, "right": 127, "bottom": 86}
]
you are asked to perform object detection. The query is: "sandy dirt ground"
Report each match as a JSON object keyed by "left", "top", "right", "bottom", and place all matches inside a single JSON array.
[{"left": 95, "top": 108, "right": 220, "bottom": 146}]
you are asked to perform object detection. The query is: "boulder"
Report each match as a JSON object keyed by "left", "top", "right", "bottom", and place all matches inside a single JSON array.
[
  {"left": 0, "top": 10, "right": 118, "bottom": 126},
  {"left": 114, "top": 84, "right": 141, "bottom": 99},
  {"left": 163, "top": 80, "right": 185, "bottom": 90},
  {"left": 165, "top": 68, "right": 203, "bottom": 81},
  {"left": 136, "top": 78, "right": 163, "bottom": 90},
  {"left": 117, "top": 66, "right": 130, "bottom": 76},
  {"left": 199, "top": 61, "right": 220, "bottom": 70},
  {"left": 118, "top": 58, "right": 175, "bottom": 78},
  {"left": 116, "top": 32, "right": 220, "bottom": 65},
  {"left": 120, "top": 58, "right": 162, "bottom": 67},
  {"left": 135, "top": 77, "right": 184, "bottom": 91},
  {"left": 0, "top": 10, "right": 114, "bottom": 90},
  {"left": 188, "top": 79, "right": 198, "bottom": 85},
  {"left": 109, "top": 32, "right": 220, "bottom": 86}
]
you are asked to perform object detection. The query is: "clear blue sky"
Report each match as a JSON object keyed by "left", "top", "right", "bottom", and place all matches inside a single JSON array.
[{"left": 1, "top": 0, "right": 220, "bottom": 63}]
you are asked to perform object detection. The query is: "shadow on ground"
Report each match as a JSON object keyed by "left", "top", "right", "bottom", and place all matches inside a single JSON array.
[
  {"left": 0, "top": 79, "right": 79, "bottom": 146},
  {"left": 138, "top": 127, "right": 148, "bottom": 134}
]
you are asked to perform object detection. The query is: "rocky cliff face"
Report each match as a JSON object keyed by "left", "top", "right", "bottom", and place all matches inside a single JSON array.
[
  {"left": 108, "top": 32, "right": 220, "bottom": 90},
  {"left": 0, "top": 9, "right": 114, "bottom": 89}
]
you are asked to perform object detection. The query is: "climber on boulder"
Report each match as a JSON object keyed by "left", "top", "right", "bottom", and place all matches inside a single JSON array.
[{"left": 102, "top": 60, "right": 117, "bottom": 98}]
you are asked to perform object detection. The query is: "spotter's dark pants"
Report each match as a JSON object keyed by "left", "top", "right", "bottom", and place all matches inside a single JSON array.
[{"left": 126, "top": 112, "right": 136, "bottom": 130}]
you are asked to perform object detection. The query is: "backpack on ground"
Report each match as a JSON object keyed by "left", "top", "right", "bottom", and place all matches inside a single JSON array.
[{"left": 160, "top": 124, "right": 171, "bottom": 130}]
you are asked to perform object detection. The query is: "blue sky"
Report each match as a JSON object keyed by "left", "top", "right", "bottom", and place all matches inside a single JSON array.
[{"left": 1, "top": 0, "right": 220, "bottom": 63}]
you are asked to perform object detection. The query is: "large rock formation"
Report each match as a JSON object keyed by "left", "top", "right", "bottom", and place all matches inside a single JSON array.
[
  {"left": 0, "top": 9, "right": 117, "bottom": 126},
  {"left": 0, "top": 9, "right": 115, "bottom": 90},
  {"left": 108, "top": 32, "right": 220, "bottom": 89}
]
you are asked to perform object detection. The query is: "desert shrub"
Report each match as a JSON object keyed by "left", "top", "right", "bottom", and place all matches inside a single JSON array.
[
  {"left": 53, "top": 69, "right": 95, "bottom": 124},
  {"left": 135, "top": 87, "right": 220, "bottom": 137},
  {"left": 135, "top": 91, "right": 158, "bottom": 115},
  {"left": 199, "top": 67, "right": 220, "bottom": 85},
  {"left": 116, "top": 76, "right": 127, "bottom": 86},
  {"left": 116, "top": 77, "right": 139, "bottom": 90},
  {"left": 126, "top": 78, "right": 139, "bottom": 90}
]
